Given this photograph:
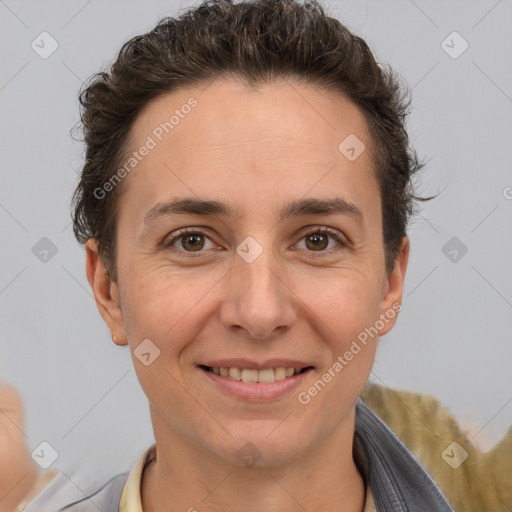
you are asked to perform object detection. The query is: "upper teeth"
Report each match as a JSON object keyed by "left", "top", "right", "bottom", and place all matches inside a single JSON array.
[{"left": 210, "top": 367, "right": 302, "bottom": 383}]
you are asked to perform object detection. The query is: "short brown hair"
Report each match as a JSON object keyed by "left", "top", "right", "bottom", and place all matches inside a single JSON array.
[{"left": 72, "top": 0, "right": 427, "bottom": 281}]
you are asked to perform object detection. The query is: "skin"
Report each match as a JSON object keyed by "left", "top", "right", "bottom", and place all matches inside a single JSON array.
[
  {"left": 0, "top": 384, "right": 38, "bottom": 512},
  {"left": 86, "top": 77, "right": 409, "bottom": 512}
]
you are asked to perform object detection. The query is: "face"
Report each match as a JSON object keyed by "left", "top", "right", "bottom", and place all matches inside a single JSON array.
[{"left": 86, "top": 77, "right": 408, "bottom": 467}]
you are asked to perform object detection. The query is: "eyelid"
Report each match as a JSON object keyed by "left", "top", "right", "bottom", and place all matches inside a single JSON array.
[
  {"left": 296, "top": 225, "right": 347, "bottom": 244},
  {"left": 162, "top": 225, "right": 347, "bottom": 257}
]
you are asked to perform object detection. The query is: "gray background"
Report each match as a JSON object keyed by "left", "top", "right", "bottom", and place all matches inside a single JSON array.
[{"left": 1, "top": 0, "right": 511, "bottom": 479}]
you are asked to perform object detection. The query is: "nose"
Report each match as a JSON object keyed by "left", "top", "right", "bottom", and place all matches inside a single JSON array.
[{"left": 219, "top": 247, "right": 298, "bottom": 341}]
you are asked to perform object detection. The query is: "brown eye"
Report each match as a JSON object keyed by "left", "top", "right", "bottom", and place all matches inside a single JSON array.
[
  {"left": 163, "top": 229, "right": 216, "bottom": 256},
  {"left": 305, "top": 232, "right": 329, "bottom": 251},
  {"left": 180, "top": 233, "right": 205, "bottom": 251},
  {"left": 295, "top": 227, "right": 345, "bottom": 258}
]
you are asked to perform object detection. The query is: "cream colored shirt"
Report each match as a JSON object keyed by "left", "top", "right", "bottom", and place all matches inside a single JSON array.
[{"left": 119, "top": 444, "right": 376, "bottom": 511}]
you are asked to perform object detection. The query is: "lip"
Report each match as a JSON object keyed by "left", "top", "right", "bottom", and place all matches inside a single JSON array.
[
  {"left": 198, "top": 358, "right": 313, "bottom": 370},
  {"left": 198, "top": 365, "right": 314, "bottom": 402}
]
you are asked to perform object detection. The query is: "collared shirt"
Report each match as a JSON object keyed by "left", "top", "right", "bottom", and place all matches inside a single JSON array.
[
  {"left": 118, "top": 443, "right": 376, "bottom": 512},
  {"left": 23, "top": 396, "right": 453, "bottom": 511}
]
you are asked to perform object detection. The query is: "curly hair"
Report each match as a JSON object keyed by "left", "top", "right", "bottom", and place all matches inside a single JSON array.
[{"left": 72, "top": 0, "right": 427, "bottom": 281}]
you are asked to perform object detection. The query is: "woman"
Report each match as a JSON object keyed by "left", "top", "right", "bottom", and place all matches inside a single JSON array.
[{"left": 24, "top": 0, "right": 454, "bottom": 510}]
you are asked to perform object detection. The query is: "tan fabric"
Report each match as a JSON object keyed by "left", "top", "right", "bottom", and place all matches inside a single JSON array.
[
  {"left": 119, "top": 444, "right": 155, "bottom": 511},
  {"left": 119, "top": 444, "right": 376, "bottom": 511},
  {"left": 361, "top": 382, "right": 512, "bottom": 512}
]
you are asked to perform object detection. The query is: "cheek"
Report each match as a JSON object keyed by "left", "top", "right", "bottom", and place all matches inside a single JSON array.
[
  {"left": 119, "top": 272, "right": 201, "bottom": 405},
  {"left": 309, "top": 286, "right": 380, "bottom": 402},
  {"left": 309, "top": 281, "right": 381, "bottom": 398},
  {"left": 120, "top": 266, "right": 215, "bottom": 353},
  {"left": 308, "top": 274, "right": 382, "bottom": 343}
]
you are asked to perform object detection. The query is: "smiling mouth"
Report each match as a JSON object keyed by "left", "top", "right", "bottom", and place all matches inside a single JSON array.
[{"left": 199, "top": 365, "right": 314, "bottom": 383}]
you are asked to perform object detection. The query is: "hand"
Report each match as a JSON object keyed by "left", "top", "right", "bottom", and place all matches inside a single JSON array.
[{"left": 0, "top": 383, "right": 38, "bottom": 512}]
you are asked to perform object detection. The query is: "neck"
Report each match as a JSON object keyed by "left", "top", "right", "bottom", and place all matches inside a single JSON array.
[{"left": 141, "top": 408, "right": 366, "bottom": 512}]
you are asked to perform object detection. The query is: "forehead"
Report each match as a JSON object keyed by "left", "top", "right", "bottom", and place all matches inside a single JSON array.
[
  {"left": 130, "top": 77, "right": 372, "bottom": 158},
  {"left": 119, "top": 77, "right": 379, "bottom": 225}
]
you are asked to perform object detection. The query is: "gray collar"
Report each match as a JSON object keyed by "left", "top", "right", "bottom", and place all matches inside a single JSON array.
[{"left": 354, "top": 396, "right": 455, "bottom": 511}]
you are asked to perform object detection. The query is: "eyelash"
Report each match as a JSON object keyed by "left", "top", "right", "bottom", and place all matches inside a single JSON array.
[{"left": 162, "top": 226, "right": 346, "bottom": 259}]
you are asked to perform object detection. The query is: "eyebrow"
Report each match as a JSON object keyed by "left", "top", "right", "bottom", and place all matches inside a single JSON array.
[{"left": 143, "top": 197, "right": 363, "bottom": 224}]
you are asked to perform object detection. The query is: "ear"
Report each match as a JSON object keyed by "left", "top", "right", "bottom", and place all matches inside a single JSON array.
[
  {"left": 85, "top": 239, "right": 128, "bottom": 346},
  {"left": 378, "top": 236, "right": 410, "bottom": 336}
]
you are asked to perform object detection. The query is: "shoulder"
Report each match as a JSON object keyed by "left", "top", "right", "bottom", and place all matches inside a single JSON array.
[
  {"left": 355, "top": 386, "right": 455, "bottom": 511},
  {"left": 360, "top": 382, "right": 512, "bottom": 512},
  {"left": 360, "top": 382, "right": 472, "bottom": 484},
  {"left": 23, "top": 468, "right": 129, "bottom": 512}
]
